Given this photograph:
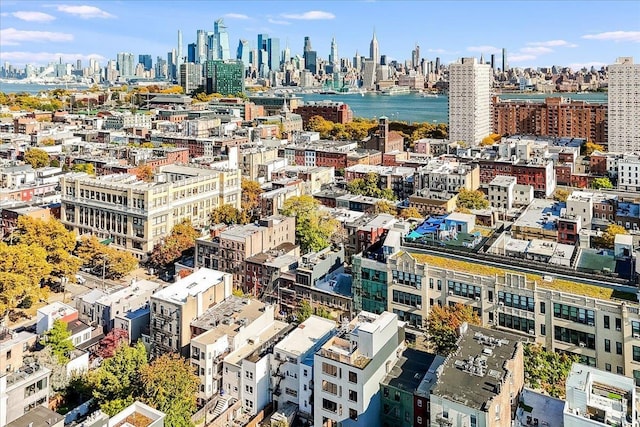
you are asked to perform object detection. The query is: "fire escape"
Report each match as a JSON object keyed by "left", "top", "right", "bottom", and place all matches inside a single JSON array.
[{"left": 152, "top": 306, "right": 178, "bottom": 357}]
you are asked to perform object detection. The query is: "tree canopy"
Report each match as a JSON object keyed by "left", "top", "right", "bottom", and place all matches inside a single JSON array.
[
  {"left": 374, "top": 200, "right": 398, "bottom": 215},
  {"left": 241, "top": 179, "right": 263, "bottom": 219},
  {"left": 427, "top": 303, "right": 480, "bottom": 355},
  {"left": 594, "top": 224, "right": 628, "bottom": 249},
  {"left": 456, "top": 188, "right": 490, "bottom": 210},
  {"left": 44, "top": 319, "right": 74, "bottom": 364},
  {"left": 72, "top": 163, "right": 96, "bottom": 175},
  {"left": 135, "top": 164, "right": 154, "bottom": 182},
  {"left": 347, "top": 172, "right": 396, "bottom": 200},
  {"left": 150, "top": 219, "right": 200, "bottom": 267},
  {"left": 24, "top": 148, "right": 50, "bottom": 169},
  {"left": 139, "top": 353, "right": 199, "bottom": 427},
  {"left": 210, "top": 204, "right": 249, "bottom": 225},
  {"left": 0, "top": 242, "right": 50, "bottom": 317},
  {"left": 281, "top": 195, "right": 338, "bottom": 253},
  {"left": 524, "top": 344, "right": 578, "bottom": 399},
  {"left": 553, "top": 188, "right": 570, "bottom": 202},
  {"left": 583, "top": 141, "right": 605, "bottom": 156},
  {"left": 399, "top": 207, "right": 423, "bottom": 219},
  {"left": 592, "top": 176, "right": 613, "bottom": 190}
]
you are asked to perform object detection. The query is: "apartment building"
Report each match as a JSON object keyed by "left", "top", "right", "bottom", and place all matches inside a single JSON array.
[
  {"left": 488, "top": 175, "right": 516, "bottom": 210},
  {"left": 189, "top": 297, "right": 275, "bottom": 404},
  {"left": 608, "top": 57, "right": 640, "bottom": 153},
  {"left": 102, "top": 112, "right": 152, "bottom": 130},
  {"left": 477, "top": 158, "right": 556, "bottom": 198},
  {"left": 414, "top": 161, "right": 480, "bottom": 193},
  {"left": 493, "top": 96, "right": 607, "bottom": 143},
  {"left": 353, "top": 248, "right": 640, "bottom": 382},
  {"left": 0, "top": 329, "right": 37, "bottom": 375},
  {"left": 344, "top": 165, "right": 416, "bottom": 201},
  {"left": 430, "top": 325, "right": 524, "bottom": 427},
  {"left": 313, "top": 311, "right": 405, "bottom": 427},
  {"left": 240, "top": 146, "right": 279, "bottom": 180},
  {"left": 617, "top": 156, "right": 640, "bottom": 192},
  {"left": 149, "top": 268, "right": 232, "bottom": 357},
  {"left": 60, "top": 164, "right": 241, "bottom": 258},
  {"left": 294, "top": 101, "right": 353, "bottom": 126},
  {"left": 271, "top": 316, "right": 336, "bottom": 417},
  {"left": 564, "top": 363, "right": 637, "bottom": 427},
  {"left": 195, "top": 215, "right": 295, "bottom": 287},
  {"left": 0, "top": 364, "right": 51, "bottom": 427}
]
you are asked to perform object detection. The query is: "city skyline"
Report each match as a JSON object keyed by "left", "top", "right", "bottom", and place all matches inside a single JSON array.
[{"left": 0, "top": 0, "right": 639, "bottom": 69}]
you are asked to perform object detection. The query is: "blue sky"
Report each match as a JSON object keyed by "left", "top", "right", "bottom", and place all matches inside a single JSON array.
[{"left": 0, "top": 0, "right": 639, "bottom": 70}]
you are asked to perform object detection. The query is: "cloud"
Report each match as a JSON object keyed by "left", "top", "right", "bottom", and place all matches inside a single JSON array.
[
  {"left": 567, "top": 61, "right": 607, "bottom": 71},
  {"left": 582, "top": 31, "right": 640, "bottom": 43},
  {"left": 223, "top": 13, "right": 250, "bottom": 19},
  {"left": 467, "top": 45, "right": 501, "bottom": 54},
  {"left": 0, "top": 28, "right": 73, "bottom": 46},
  {"left": 527, "top": 39, "right": 577, "bottom": 48},
  {"left": 55, "top": 4, "right": 114, "bottom": 19},
  {"left": 519, "top": 46, "right": 553, "bottom": 55},
  {"left": 12, "top": 11, "right": 56, "bottom": 22},
  {"left": 0, "top": 51, "right": 105, "bottom": 66},
  {"left": 508, "top": 54, "right": 537, "bottom": 63},
  {"left": 268, "top": 18, "right": 290, "bottom": 25},
  {"left": 281, "top": 10, "right": 335, "bottom": 20},
  {"left": 0, "top": 12, "right": 8, "bottom": 17}
]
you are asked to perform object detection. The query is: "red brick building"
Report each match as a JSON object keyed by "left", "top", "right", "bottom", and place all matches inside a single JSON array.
[
  {"left": 493, "top": 96, "right": 607, "bottom": 143},
  {"left": 294, "top": 100, "right": 353, "bottom": 126},
  {"left": 477, "top": 158, "right": 556, "bottom": 197}
]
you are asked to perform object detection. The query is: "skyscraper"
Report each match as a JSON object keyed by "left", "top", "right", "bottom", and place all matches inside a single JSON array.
[
  {"left": 196, "top": 29, "right": 208, "bottom": 64},
  {"left": 180, "top": 62, "right": 201, "bottom": 94},
  {"left": 608, "top": 57, "right": 640, "bottom": 153},
  {"left": 177, "top": 30, "right": 183, "bottom": 66},
  {"left": 448, "top": 57, "right": 492, "bottom": 146},
  {"left": 138, "top": 54, "right": 152, "bottom": 71},
  {"left": 282, "top": 42, "right": 291, "bottom": 65},
  {"left": 187, "top": 44, "right": 196, "bottom": 63},
  {"left": 116, "top": 52, "right": 135, "bottom": 78},
  {"left": 502, "top": 48, "right": 508, "bottom": 72},
  {"left": 267, "top": 37, "right": 280, "bottom": 73},
  {"left": 490, "top": 54, "right": 495, "bottom": 70},
  {"left": 303, "top": 36, "right": 317, "bottom": 74},
  {"left": 411, "top": 44, "right": 420, "bottom": 70},
  {"left": 369, "top": 30, "right": 379, "bottom": 65},
  {"left": 205, "top": 60, "right": 245, "bottom": 95},
  {"left": 214, "top": 19, "right": 230, "bottom": 60},
  {"left": 257, "top": 34, "right": 269, "bottom": 74},
  {"left": 329, "top": 36, "right": 339, "bottom": 67},
  {"left": 237, "top": 39, "right": 250, "bottom": 69}
]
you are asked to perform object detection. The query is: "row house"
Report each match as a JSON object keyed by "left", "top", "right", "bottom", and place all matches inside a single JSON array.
[
  {"left": 345, "top": 165, "right": 416, "bottom": 201},
  {"left": 477, "top": 158, "right": 556, "bottom": 198}
]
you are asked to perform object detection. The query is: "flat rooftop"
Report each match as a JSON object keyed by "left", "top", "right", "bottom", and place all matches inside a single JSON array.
[
  {"left": 152, "top": 268, "right": 227, "bottom": 304},
  {"left": 191, "top": 297, "right": 268, "bottom": 342},
  {"left": 513, "top": 198, "right": 563, "bottom": 231},
  {"left": 381, "top": 348, "right": 438, "bottom": 392},
  {"left": 224, "top": 319, "right": 290, "bottom": 365},
  {"left": 516, "top": 388, "right": 565, "bottom": 427},
  {"left": 431, "top": 325, "right": 522, "bottom": 411},
  {"left": 6, "top": 406, "right": 64, "bottom": 427},
  {"left": 274, "top": 316, "right": 335, "bottom": 357},
  {"left": 95, "top": 279, "right": 160, "bottom": 306}
]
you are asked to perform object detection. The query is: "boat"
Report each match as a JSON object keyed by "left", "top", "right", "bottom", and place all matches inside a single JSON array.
[
  {"left": 421, "top": 93, "right": 439, "bottom": 98},
  {"left": 380, "top": 86, "right": 411, "bottom": 96}
]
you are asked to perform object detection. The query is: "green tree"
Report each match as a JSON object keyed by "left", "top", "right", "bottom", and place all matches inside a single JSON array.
[
  {"left": 150, "top": 219, "right": 200, "bottom": 267},
  {"left": 24, "top": 346, "right": 69, "bottom": 391},
  {"left": 210, "top": 204, "right": 248, "bottom": 225},
  {"left": 44, "top": 320, "right": 74, "bottom": 364},
  {"left": 456, "top": 188, "right": 489, "bottom": 210},
  {"left": 347, "top": 172, "right": 396, "bottom": 201},
  {"left": 103, "top": 247, "right": 138, "bottom": 279},
  {"left": 13, "top": 216, "right": 81, "bottom": 283},
  {"left": 374, "top": 200, "right": 397, "bottom": 215},
  {"left": 296, "top": 300, "right": 313, "bottom": 323},
  {"left": 427, "top": 303, "right": 480, "bottom": 355},
  {"left": 89, "top": 341, "right": 148, "bottom": 416},
  {"left": 72, "top": 163, "right": 95, "bottom": 175},
  {"left": 594, "top": 224, "right": 628, "bottom": 249},
  {"left": 592, "top": 177, "right": 613, "bottom": 190},
  {"left": 139, "top": 353, "right": 199, "bottom": 427},
  {"left": 24, "top": 148, "right": 50, "bottom": 168},
  {"left": 524, "top": 344, "right": 578, "bottom": 399},
  {"left": 281, "top": 195, "right": 338, "bottom": 253}
]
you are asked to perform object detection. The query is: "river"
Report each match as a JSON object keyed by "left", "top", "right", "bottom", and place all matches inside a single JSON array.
[{"left": 0, "top": 81, "right": 607, "bottom": 125}]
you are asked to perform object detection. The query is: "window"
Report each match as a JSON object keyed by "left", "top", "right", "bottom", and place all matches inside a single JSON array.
[
  {"left": 449, "top": 281, "right": 482, "bottom": 299},
  {"left": 616, "top": 318, "right": 622, "bottom": 331},
  {"left": 322, "top": 380, "right": 338, "bottom": 395},
  {"left": 605, "top": 363, "right": 612, "bottom": 372},
  {"left": 383, "top": 387, "right": 389, "bottom": 398},
  {"left": 417, "top": 399, "right": 423, "bottom": 408},
  {"left": 499, "top": 313, "right": 535, "bottom": 334},
  {"left": 348, "top": 371, "right": 357, "bottom": 383},
  {"left": 554, "top": 326, "right": 596, "bottom": 349},
  {"left": 322, "top": 362, "right": 338, "bottom": 377},
  {"left": 303, "top": 369, "right": 308, "bottom": 377},
  {"left": 540, "top": 302, "right": 545, "bottom": 314},
  {"left": 604, "top": 315, "right": 610, "bottom": 329},
  {"left": 470, "top": 414, "right": 477, "bottom": 427},
  {"left": 348, "top": 390, "right": 358, "bottom": 402},
  {"left": 245, "top": 385, "right": 253, "bottom": 394},
  {"left": 553, "top": 303, "right": 595, "bottom": 325},
  {"left": 417, "top": 416, "right": 423, "bottom": 425},
  {"left": 245, "top": 371, "right": 253, "bottom": 380},
  {"left": 244, "top": 399, "right": 253, "bottom": 408},
  {"left": 605, "top": 339, "right": 611, "bottom": 353},
  {"left": 499, "top": 292, "right": 535, "bottom": 312},
  {"left": 633, "top": 346, "right": 640, "bottom": 362},
  {"left": 285, "top": 388, "right": 298, "bottom": 397},
  {"left": 442, "top": 409, "right": 448, "bottom": 419},
  {"left": 394, "top": 391, "right": 400, "bottom": 402},
  {"left": 349, "top": 408, "right": 358, "bottom": 421},
  {"left": 540, "top": 324, "right": 546, "bottom": 336},
  {"left": 616, "top": 342, "right": 623, "bottom": 355},
  {"left": 322, "top": 399, "right": 337, "bottom": 413},
  {"left": 617, "top": 366, "right": 624, "bottom": 375}
]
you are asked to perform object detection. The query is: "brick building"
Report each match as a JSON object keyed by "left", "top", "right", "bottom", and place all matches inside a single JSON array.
[{"left": 294, "top": 100, "right": 353, "bottom": 126}]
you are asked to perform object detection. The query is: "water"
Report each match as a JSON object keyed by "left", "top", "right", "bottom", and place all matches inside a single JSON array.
[{"left": 0, "top": 81, "right": 607, "bottom": 125}]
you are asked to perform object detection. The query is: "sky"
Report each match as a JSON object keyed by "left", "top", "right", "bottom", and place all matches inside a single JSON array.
[{"left": 0, "top": 0, "right": 639, "bottom": 70}]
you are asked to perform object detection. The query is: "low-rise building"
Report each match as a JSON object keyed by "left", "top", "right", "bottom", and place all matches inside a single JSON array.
[
  {"left": 430, "top": 324, "right": 524, "bottom": 427},
  {"left": 0, "top": 329, "right": 37, "bottom": 375},
  {"left": 0, "top": 363, "right": 51, "bottom": 426},
  {"left": 313, "top": 311, "right": 405, "bottom": 427},
  {"left": 564, "top": 363, "right": 637, "bottom": 427}
]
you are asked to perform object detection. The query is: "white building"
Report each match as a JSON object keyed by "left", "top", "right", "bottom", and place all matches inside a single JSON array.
[
  {"left": 564, "top": 363, "right": 637, "bottom": 427},
  {"left": 36, "top": 302, "right": 77, "bottom": 335},
  {"left": 271, "top": 316, "right": 336, "bottom": 417},
  {"left": 617, "top": 155, "right": 640, "bottom": 192},
  {"left": 313, "top": 311, "right": 405, "bottom": 427},
  {"left": 488, "top": 175, "right": 516, "bottom": 210},
  {"left": 608, "top": 57, "right": 640, "bottom": 153},
  {"left": 449, "top": 57, "right": 492, "bottom": 146},
  {"left": 566, "top": 190, "right": 594, "bottom": 229}
]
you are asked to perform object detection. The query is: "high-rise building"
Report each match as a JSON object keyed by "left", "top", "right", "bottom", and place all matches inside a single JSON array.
[
  {"left": 167, "top": 49, "right": 177, "bottom": 80},
  {"left": 353, "top": 51, "right": 362, "bottom": 72},
  {"left": 116, "top": 52, "right": 134, "bottom": 78},
  {"left": 236, "top": 39, "right": 250, "bottom": 69},
  {"left": 502, "top": 47, "right": 508, "bottom": 72},
  {"left": 207, "top": 33, "right": 219, "bottom": 61},
  {"left": 187, "top": 43, "right": 196, "bottom": 63},
  {"left": 329, "top": 36, "right": 339, "bottom": 67},
  {"left": 196, "top": 29, "right": 207, "bottom": 64},
  {"left": 608, "top": 57, "right": 640, "bottom": 153},
  {"left": 205, "top": 60, "right": 245, "bottom": 95},
  {"left": 177, "top": 30, "right": 183, "bottom": 66},
  {"left": 257, "top": 33, "right": 269, "bottom": 72},
  {"left": 490, "top": 53, "right": 495, "bottom": 70},
  {"left": 138, "top": 54, "right": 152, "bottom": 71},
  {"left": 180, "top": 62, "right": 201, "bottom": 94},
  {"left": 411, "top": 44, "right": 420, "bottom": 70},
  {"left": 370, "top": 30, "right": 379, "bottom": 65},
  {"left": 449, "top": 57, "right": 492, "bottom": 145},
  {"left": 303, "top": 36, "right": 312, "bottom": 53},
  {"left": 267, "top": 37, "right": 280, "bottom": 73},
  {"left": 282, "top": 42, "right": 290, "bottom": 65},
  {"left": 362, "top": 59, "right": 376, "bottom": 89},
  {"left": 214, "top": 18, "right": 231, "bottom": 60}
]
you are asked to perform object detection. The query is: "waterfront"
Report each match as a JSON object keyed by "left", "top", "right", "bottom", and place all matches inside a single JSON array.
[{"left": 0, "top": 80, "right": 608, "bottom": 125}]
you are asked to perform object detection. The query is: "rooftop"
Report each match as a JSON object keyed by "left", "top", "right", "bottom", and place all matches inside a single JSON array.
[
  {"left": 432, "top": 325, "right": 522, "bottom": 411},
  {"left": 274, "top": 316, "right": 336, "bottom": 357},
  {"left": 515, "top": 388, "right": 565, "bottom": 427},
  {"left": 224, "top": 319, "right": 290, "bottom": 365},
  {"left": 6, "top": 406, "right": 64, "bottom": 427},
  {"left": 513, "top": 198, "right": 564, "bottom": 231},
  {"left": 152, "top": 268, "right": 228, "bottom": 305},
  {"left": 95, "top": 280, "right": 160, "bottom": 306},
  {"left": 380, "top": 348, "right": 438, "bottom": 393}
]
